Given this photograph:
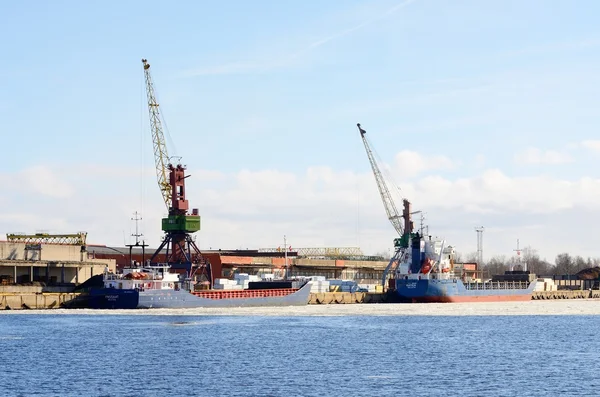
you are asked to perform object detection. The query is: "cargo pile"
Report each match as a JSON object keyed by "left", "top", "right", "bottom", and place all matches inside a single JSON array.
[
  {"left": 213, "top": 273, "right": 269, "bottom": 290},
  {"left": 300, "top": 276, "right": 382, "bottom": 293},
  {"left": 533, "top": 278, "right": 558, "bottom": 292}
]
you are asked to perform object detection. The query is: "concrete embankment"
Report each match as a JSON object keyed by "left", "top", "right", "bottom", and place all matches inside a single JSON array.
[
  {"left": 2, "top": 289, "right": 599, "bottom": 310},
  {"left": 532, "top": 290, "right": 600, "bottom": 300},
  {"left": 309, "top": 292, "right": 389, "bottom": 304},
  {"left": 0, "top": 292, "right": 80, "bottom": 310},
  {"left": 308, "top": 290, "right": 600, "bottom": 304}
]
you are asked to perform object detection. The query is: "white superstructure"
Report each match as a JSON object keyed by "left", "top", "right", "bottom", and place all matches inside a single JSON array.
[{"left": 103, "top": 265, "right": 182, "bottom": 291}]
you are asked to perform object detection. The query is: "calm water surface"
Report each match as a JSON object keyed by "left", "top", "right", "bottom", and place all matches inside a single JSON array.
[{"left": 0, "top": 315, "right": 599, "bottom": 396}]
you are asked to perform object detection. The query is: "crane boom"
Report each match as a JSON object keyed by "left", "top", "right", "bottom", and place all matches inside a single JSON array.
[
  {"left": 142, "top": 59, "right": 171, "bottom": 209},
  {"left": 357, "top": 123, "right": 403, "bottom": 236}
]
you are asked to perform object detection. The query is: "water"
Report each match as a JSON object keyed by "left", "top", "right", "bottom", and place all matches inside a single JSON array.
[{"left": 1, "top": 307, "right": 599, "bottom": 396}]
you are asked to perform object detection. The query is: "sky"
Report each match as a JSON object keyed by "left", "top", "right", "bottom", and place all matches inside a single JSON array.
[{"left": 1, "top": 0, "right": 599, "bottom": 263}]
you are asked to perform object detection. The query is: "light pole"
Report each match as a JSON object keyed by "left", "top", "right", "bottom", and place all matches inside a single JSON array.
[
  {"left": 284, "top": 235, "right": 288, "bottom": 280},
  {"left": 475, "top": 226, "right": 484, "bottom": 278}
]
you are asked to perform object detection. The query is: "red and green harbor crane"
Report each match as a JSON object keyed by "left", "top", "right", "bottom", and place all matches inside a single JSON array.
[{"left": 142, "top": 59, "right": 211, "bottom": 284}]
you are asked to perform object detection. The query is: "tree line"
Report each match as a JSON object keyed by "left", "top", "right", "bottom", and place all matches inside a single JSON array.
[{"left": 456, "top": 246, "right": 600, "bottom": 277}]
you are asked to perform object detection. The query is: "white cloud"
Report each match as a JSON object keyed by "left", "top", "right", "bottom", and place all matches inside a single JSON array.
[
  {"left": 581, "top": 140, "right": 600, "bottom": 152},
  {"left": 514, "top": 147, "right": 572, "bottom": 165},
  {"left": 1, "top": 156, "right": 600, "bottom": 262},
  {"left": 0, "top": 166, "right": 74, "bottom": 199},
  {"left": 393, "top": 150, "right": 453, "bottom": 178}
]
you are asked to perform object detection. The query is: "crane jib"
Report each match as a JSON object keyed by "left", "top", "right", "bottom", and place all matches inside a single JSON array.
[
  {"left": 143, "top": 59, "right": 172, "bottom": 210},
  {"left": 357, "top": 123, "right": 403, "bottom": 237}
]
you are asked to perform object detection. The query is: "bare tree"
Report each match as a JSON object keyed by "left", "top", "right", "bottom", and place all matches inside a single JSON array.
[
  {"left": 573, "top": 256, "right": 587, "bottom": 272},
  {"left": 450, "top": 245, "right": 596, "bottom": 277},
  {"left": 483, "top": 255, "right": 508, "bottom": 277},
  {"left": 454, "top": 252, "right": 463, "bottom": 263},
  {"left": 522, "top": 246, "right": 539, "bottom": 272},
  {"left": 555, "top": 253, "right": 574, "bottom": 275},
  {"left": 374, "top": 250, "right": 392, "bottom": 261},
  {"left": 464, "top": 251, "right": 478, "bottom": 263},
  {"left": 534, "top": 259, "right": 554, "bottom": 276}
]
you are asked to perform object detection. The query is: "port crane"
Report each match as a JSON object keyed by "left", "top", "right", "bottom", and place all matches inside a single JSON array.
[
  {"left": 357, "top": 123, "right": 414, "bottom": 287},
  {"left": 142, "top": 59, "right": 211, "bottom": 284}
]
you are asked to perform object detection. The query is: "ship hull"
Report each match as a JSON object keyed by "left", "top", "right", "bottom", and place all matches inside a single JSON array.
[
  {"left": 395, "top": 278, "right": 535, "bottom": 303},
  {"left": 88, "top": 288, "right": 139, "bottom": 309},
  {"left": 85, "top": 282, "right": 312, "bottom": 309},
  {"left": 137, "top": 282, "right": 312, "bottom": 308}
]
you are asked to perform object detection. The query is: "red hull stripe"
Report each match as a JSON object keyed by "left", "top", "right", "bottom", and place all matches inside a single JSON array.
[
  {"left": 192, "top": 288, "right": 299, "bottom": 300},
  {"left": 414, "top": 295, "right": 532, "bottom": 303}
]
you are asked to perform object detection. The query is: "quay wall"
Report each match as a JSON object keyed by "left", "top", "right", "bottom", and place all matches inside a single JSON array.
[
  {"left": 308, "top": 289, "right": 600, "bottom": 304},
  {"left": 0, "top": 292, "right": 80, "bottom": 310},
  {"left": 2, "top": 289, "right": 599, "bottom": 310}
]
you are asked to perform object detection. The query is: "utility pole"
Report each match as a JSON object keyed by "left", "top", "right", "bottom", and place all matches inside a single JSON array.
[
  {"left": 127, "top": 211, "right": 148, "bottom": 267},
  {"left": 132, "top": 211, "right": 143, "bottom": 245}
]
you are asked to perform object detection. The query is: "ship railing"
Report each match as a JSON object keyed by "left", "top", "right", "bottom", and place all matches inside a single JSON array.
[{"left": 464, "top": 281, "right": 530, "bottom": 290}]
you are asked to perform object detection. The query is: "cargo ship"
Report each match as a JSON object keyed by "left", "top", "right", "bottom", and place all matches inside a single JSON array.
[
  {"left": 388, "top": 205, "right": 536, "bottom": 303},
  {"left": 391, "top": 234, "right": 536, "bottom": 302},
  {"left": 86, "top": 265, "right": 311, "bottom": 309},
  {"left": 357, "top": 123, "right": 536, "bottom": 303}
]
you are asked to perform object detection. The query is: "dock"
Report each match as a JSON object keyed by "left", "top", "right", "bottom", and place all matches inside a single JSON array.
[
  {"left": 0, "top": 292, "right": 80, "bottom": 310},
  {"left": 1, "top": 290, "right": 600, "bottom": 310},
  {"left": 307, "top": 290, "right": 600, "bottom": 304},
  {"left": 532, "top": 290, "right": 600, "bottom": 300}
]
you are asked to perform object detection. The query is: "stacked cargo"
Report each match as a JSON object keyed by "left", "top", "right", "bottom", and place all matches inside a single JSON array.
[
  {"left": 533, "top": 278, "right": 557, "bottom": 292},
  {"left": 310, "top": 280, "right": 330, "bottom": 293},
  {"left": 357, "top": 283, "right": 383, "bottom": 292},
  {"left": 213, "top": 278, "right": 243, "bottom": 290},
  {"left": 327, "top": 279, "right": 358, "bottom": 292},
  {"left": 290, "top": 276, "right": 329, "bottom": 293},
  {"left": 234, "top": 273, "right": 261, "bottom": 289},
  {"left": 213, "top": 273, "right": 262, "bottom": 290}
]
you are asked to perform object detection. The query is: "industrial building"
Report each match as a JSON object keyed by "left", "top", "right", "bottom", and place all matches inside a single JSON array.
[
  {"left": 87, "top": 245, "right": 390, "bottom": 285},
  {"left": 0, "top": 229, "right": 391, "bottom": 287},
  {"left": 0, "top": 233, "right": 116, "bottom": 286}
]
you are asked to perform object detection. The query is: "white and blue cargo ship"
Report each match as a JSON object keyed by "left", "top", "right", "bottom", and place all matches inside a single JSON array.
[
  {"left": 87, "top": 265, "right": 312, "bottom": 309},
  {"left": 389, "top": 215, "right": 536, "bottom": 303}
]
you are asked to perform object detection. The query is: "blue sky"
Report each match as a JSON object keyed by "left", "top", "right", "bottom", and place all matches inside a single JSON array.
[{"left": 1, "top": 0, "right": 600, "bottom": 262}]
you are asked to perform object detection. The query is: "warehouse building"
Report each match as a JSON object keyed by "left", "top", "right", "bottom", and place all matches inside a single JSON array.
[{"left": 0, "top": 233, "right": 116, "bottom": 286}]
